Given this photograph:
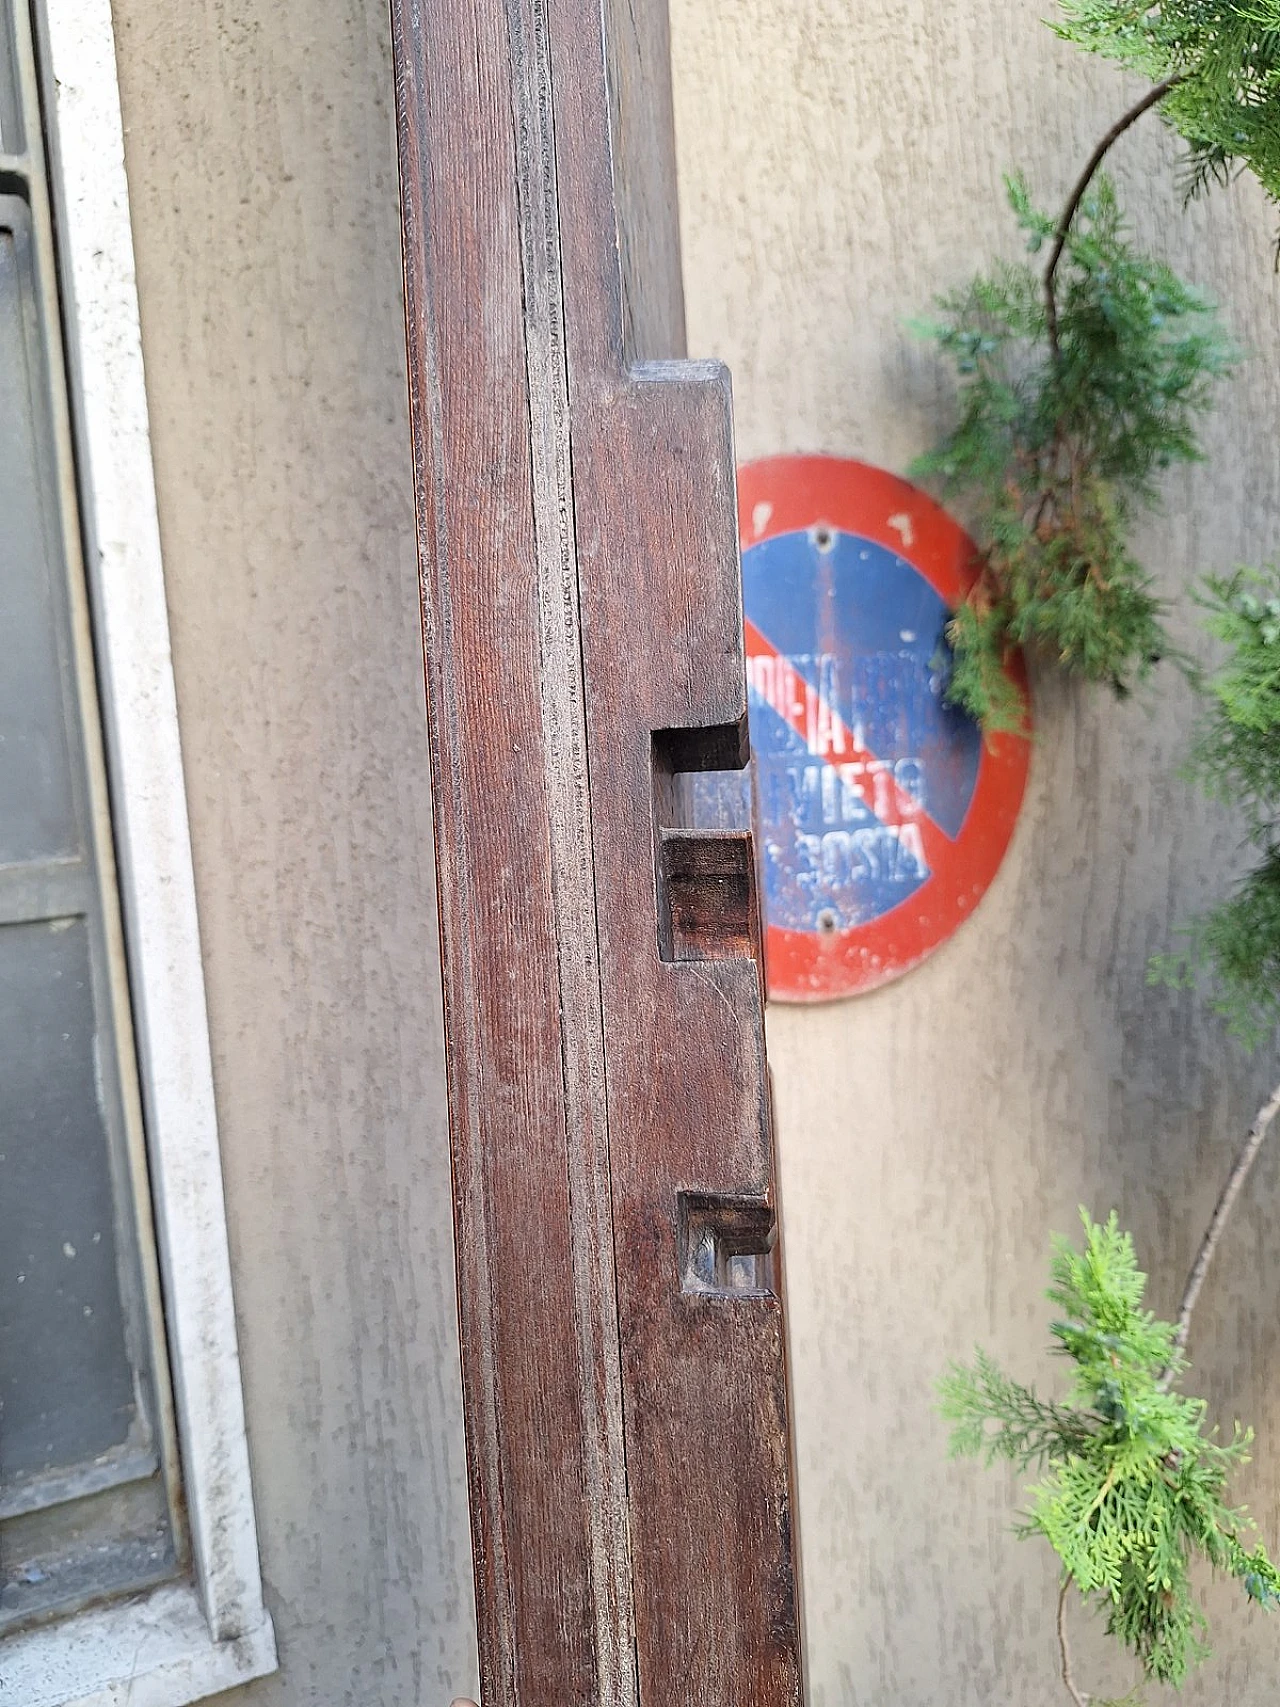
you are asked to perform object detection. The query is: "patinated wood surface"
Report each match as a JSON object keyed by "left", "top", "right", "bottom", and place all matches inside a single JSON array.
[{"left": 389, "top": 1, "right": 803, "bottom": 1701}]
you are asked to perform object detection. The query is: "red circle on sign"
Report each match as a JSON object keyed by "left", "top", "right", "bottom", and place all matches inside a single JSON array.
[{"left": 739, "top": 455, "right": 1030, "bottom": 1002}]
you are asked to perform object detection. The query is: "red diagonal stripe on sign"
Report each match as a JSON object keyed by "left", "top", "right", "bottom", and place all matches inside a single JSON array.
[{"left": 742, "top": 616, "right": 954, "bottom": 877}]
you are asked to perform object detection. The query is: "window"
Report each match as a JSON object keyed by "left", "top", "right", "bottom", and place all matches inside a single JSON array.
[
  {"left": 1, "top": 0, "right": 180, "bottom": 1632},
  {"left": 0, "top": 0, "right": 274, "bottom": 1700}
]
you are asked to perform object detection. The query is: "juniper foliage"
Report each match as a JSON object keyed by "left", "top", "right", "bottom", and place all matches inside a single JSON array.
[
  {"left": 912, "top": 177, "right": 1235, "bottom": 731},
  {"left": 1151, "top": 566, "right": 1280, "bottom": 1044},
  {"left": 1055, "top": 1, "right": 1280, "bottom": 216},
  {"left": 941, "top": 1212, "right": 1280, "bottom": 1688},
  {"left": 928, "top": 7, "right": 1280, "bottom": 1700}
]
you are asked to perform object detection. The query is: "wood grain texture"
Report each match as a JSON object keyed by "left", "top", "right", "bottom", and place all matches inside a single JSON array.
[
  {"left": 392, "top": 5, "right": 604, "bottom": 1700},
  {"left": 391, "top": 0, "right": 803, "bottom": 1702}
]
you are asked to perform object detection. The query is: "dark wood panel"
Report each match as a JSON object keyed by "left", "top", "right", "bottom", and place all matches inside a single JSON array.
[
  {"left": 544, "top": 8, "right": 802, "bottom": 1692},
  {"left": 390, "top": 0, "right": 803, "bottom": 1701},
  {"left": 390, "top": 7, "right": 603, "bottom": 1702}
]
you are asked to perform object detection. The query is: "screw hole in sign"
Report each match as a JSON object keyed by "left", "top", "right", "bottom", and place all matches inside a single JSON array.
[{"left": 694, "top": 455, "right": 1031, "bottom": 1004}]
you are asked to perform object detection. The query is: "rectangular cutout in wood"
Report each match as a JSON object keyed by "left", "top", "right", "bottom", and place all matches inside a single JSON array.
[
  {"left": 679, "top": 1192, "right": 776, "bottom": 1297},
  {"left": 652, "top": 720, "right": 748, "bottom": 832}
]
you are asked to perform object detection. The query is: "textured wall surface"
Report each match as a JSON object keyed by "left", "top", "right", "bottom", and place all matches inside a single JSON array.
[
  {"left": 669, "top": 4, "right": 1280, "bottom": 1705},
  {"left": 107, "top": 0, "right": 477, "bottom": 1699},
  {"left": 105, "top": 0, "right": 1280, "bottom": 1702}
]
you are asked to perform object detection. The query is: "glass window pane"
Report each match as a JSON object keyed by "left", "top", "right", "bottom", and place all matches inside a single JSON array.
[
  {"left": 0, "top": 205, "right": 79, "bottom": 866},
  {"left": 0, "top": 917, "right": 140, "bottom": 1485},
  {"left": 0, "top": 3, "right": 20, "bottom": 154},
  {"left": 0, "top": 0, "right": 181, "bottom": 1631}
]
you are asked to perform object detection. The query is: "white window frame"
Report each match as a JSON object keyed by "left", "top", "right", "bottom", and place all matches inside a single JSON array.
[{"left": 0, "top": 0, "right": 277, "bottom": 1701}]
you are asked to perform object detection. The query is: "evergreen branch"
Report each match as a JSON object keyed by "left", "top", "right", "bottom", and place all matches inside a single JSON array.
[
  {"left": 942, "top": 1214, "right": 1280, "bottom": 1687},
  {"left": 1056, "top": 1, "right": 1280, "bottom": 213},
  {"left": 1058, "top": 1578, "right": 1090, "bottom": 1707},
  {"left": 940, "top": 1348, "right": 1096, "bottom": 1467},
  {"left": 1045, "top": 75, "right": 1184, "bottom": 361},
  {"left": 925, "top": 10, "right": 1280, "bottom": 1699},
  {"left": 912, "top": 178, "right": 1232, "bottom": 731},
  {"left": 1167, "top": 1077, "right": 1280, "bottom": 1369}
]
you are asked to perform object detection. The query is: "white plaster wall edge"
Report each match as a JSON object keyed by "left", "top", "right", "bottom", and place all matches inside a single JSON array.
[{"left": 18, "top": 0, "right": 278, "bottom": 1695}]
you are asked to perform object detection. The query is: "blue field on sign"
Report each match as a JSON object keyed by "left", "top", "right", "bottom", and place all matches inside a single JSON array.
[{"left": 695, "top": 528, "right": 983, "bottom": 935}]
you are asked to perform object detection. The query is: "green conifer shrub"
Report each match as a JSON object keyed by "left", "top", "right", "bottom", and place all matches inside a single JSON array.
[
  {"left": 1152, "top": 566, "right": 1280, "bottom": 1046},
  {"left": 913, "top": 178, "right": 1234, "bottom": 732},
  {"left": 913, "top": 0, "right": 1280, "bottom": 733},
  {"left": 919, "top": 6, "right": 1280, "bottom": 1700},
  {"left": 942, "top": 1216, "right": 1280, "bottom": 1697},
  {"left": 1055, "top": 0, "right": 1280, "bottom": 215},
  {"left": 939, "top": 572, "right": 1280, "bottom": 1701}
]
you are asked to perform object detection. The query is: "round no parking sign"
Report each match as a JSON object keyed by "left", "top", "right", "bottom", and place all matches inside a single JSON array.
[{"left": 711, "top": 455, "right": 1030, "bottom": 1003}]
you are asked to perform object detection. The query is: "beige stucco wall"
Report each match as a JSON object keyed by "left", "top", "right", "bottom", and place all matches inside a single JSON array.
[
  {"left": 107, "top": 0, "right": 476, "bottom": 1699},
  {"left": 105, "top": 0, "right": 1280, "bottom": 1702},
  {"left": 669, "top": 3, "right": 1280, "bottom": 1704}
]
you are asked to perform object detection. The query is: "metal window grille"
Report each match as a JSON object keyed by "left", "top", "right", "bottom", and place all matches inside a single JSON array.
[{"left": 0, "top": 0, "right": 183, "bottom": 1631}]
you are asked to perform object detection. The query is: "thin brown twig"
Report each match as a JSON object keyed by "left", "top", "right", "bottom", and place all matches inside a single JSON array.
[
  {"left": 1058, "top": 1577, "right": 1089, "bottom": 1707},
  {"left": 1165, "top": 1077, "right": 1280, "bottom": 1374},
  {"left": 1044, "top": 74, "right": 1183, "bottom": 360}
]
